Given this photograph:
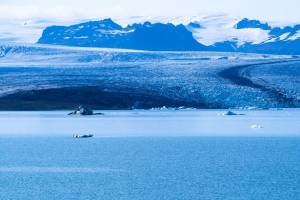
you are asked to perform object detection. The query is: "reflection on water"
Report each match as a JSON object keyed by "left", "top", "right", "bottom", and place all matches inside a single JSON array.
[{"left": 0, "top": 166, "right": 122, "bottom": 173}]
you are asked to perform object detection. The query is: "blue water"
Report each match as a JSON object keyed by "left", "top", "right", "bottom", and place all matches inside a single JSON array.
[
  {"left": 0, "top": 137, "right": 300, "bottom": 199},
  {"left": 1, "top": 110, "right": 300, "bottom": 199}
]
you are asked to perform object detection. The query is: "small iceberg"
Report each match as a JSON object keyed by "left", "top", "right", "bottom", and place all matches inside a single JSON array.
[
  {"left": 251, "top": 125, "right": 263, "bottom": 129},
  {"left": 248, "top": 107, "right": 259, "bottom": 110},
  {"left": 73, "top": 134, "right": 93, "bottom": 138},
  {"left": 218, "top": 111, "right": 245, "bottom": 116},
  {"left": 218, "top": 111, "right": 237, "bottom": 115}
]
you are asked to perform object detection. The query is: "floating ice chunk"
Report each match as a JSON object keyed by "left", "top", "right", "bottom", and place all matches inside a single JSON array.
[
  {"left": 218, "top": 110, "right": 237, "bottom": 115},
  {"left": 248, "top": 107, "right": 258, "bottom": 110},
  {"left": 251, "top": 125, "right": 263, "bottom": 129}
]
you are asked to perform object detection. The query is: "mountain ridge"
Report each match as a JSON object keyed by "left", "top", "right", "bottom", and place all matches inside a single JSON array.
[
  {"left": 37, "top": 19, "right": 208, "bottom": 51},
  {"left": 37, "top": 14, "right": 300, "bottom": 54}
]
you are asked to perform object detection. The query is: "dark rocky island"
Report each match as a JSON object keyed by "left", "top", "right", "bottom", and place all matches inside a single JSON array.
[{"left": 68, "top": 105, "right": 94, "bottom": 115}]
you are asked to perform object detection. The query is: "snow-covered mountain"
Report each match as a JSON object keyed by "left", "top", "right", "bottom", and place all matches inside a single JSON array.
[{"left": 34, "top": 13, "right": 300, "bottom": 54}]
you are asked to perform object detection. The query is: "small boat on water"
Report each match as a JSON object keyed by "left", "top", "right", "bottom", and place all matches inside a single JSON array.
[{"left": 73, "top": 134, "right": 93, "bottom": 138}]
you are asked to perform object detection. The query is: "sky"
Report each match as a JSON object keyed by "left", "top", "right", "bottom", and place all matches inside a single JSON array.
[{"left": 0, "top": 0, "right": 300, "bottom": 23}]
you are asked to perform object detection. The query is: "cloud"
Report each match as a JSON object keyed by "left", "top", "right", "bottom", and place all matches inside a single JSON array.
[
  {"left": 0, "top": 4, "right": 149, "bottom": 22},
  {"left": 0, "top": 5, "right": 89, "bottom": 21},
  {"left": 0, "top": 4, "right": 176, "bottom": 23}
]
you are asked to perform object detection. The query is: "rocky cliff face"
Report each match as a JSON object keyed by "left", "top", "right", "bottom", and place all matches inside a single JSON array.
[
  {"left": 235, "top": 18, "right": 271, "bottom": 30},
  {"left": 38, "top": 19, "right": 207, "bottom": 51}
]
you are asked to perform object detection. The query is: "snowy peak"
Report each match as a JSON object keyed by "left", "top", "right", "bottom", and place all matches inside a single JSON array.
[{"left": 186, "top": 14, "right": 270, "bottom": 47}]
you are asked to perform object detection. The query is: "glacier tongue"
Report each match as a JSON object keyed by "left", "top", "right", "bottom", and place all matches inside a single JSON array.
[{"left": 0, "top": 43, "right": 300, "bottom": 109}]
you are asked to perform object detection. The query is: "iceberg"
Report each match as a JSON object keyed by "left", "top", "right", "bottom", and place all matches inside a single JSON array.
[
  {"left": 251, "top": 125, "right": 263, "bottom": 129},
  {"left": 218, "top": 110, "right": 237, "bottom": 115}
]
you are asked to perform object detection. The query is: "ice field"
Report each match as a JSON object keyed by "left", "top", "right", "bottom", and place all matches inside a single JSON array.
[{"left": 0, "top": 43, "right": 300, "bottom": 108}]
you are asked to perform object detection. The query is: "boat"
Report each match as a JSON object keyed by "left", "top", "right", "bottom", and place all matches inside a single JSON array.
[{"left": 73, "top": 134, "right": 93, "bottom": 138}]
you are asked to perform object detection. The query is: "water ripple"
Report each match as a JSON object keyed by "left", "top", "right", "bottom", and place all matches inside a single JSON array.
[{"left": 0, "top": 166, "right": 124, "bottom": 173}]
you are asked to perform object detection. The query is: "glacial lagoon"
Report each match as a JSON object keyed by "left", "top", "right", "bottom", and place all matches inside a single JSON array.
[
  {"left": 0, "top": 109, "right": 300, "bottom": 137},
  {"left": 0, "top": 109, "right": 300, "bottom": 199}
]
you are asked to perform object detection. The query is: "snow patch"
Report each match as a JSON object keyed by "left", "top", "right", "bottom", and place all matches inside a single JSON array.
[
  {"left": 74, "top": 36, "right": 88, "bottom": 39},
  {"left": 279, "top": 32, "right": 290, "bottom": 40},
  {"left": 287, "top": 31, "right": 300, "bottom": 40},
  {"left": 97, "top": 29, "right": 134, "bottom": 35}
]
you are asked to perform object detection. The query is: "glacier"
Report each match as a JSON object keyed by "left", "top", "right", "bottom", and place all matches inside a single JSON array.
[{"left": 0, "top": 42, "right": 299, "bottom": 109}]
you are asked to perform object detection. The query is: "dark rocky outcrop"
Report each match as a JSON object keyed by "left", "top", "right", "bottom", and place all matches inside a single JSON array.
[
  {"left": 187, "top": 22, "right": 201, "bottom": 29},
  {"left": 37, "top": 19, "right": 208, "bottom": 51},
  {"left": 68, "top": 105, "right": 93, "bottom": 115},
  {"left": 122, "top": 22, "right": 207, "bottom": 51},
  {"left": 235, "top": 18, "right": 272, "bottom": 30},
  {"left": 269, "top": 25, "right": 300, "bottom": 38}
]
